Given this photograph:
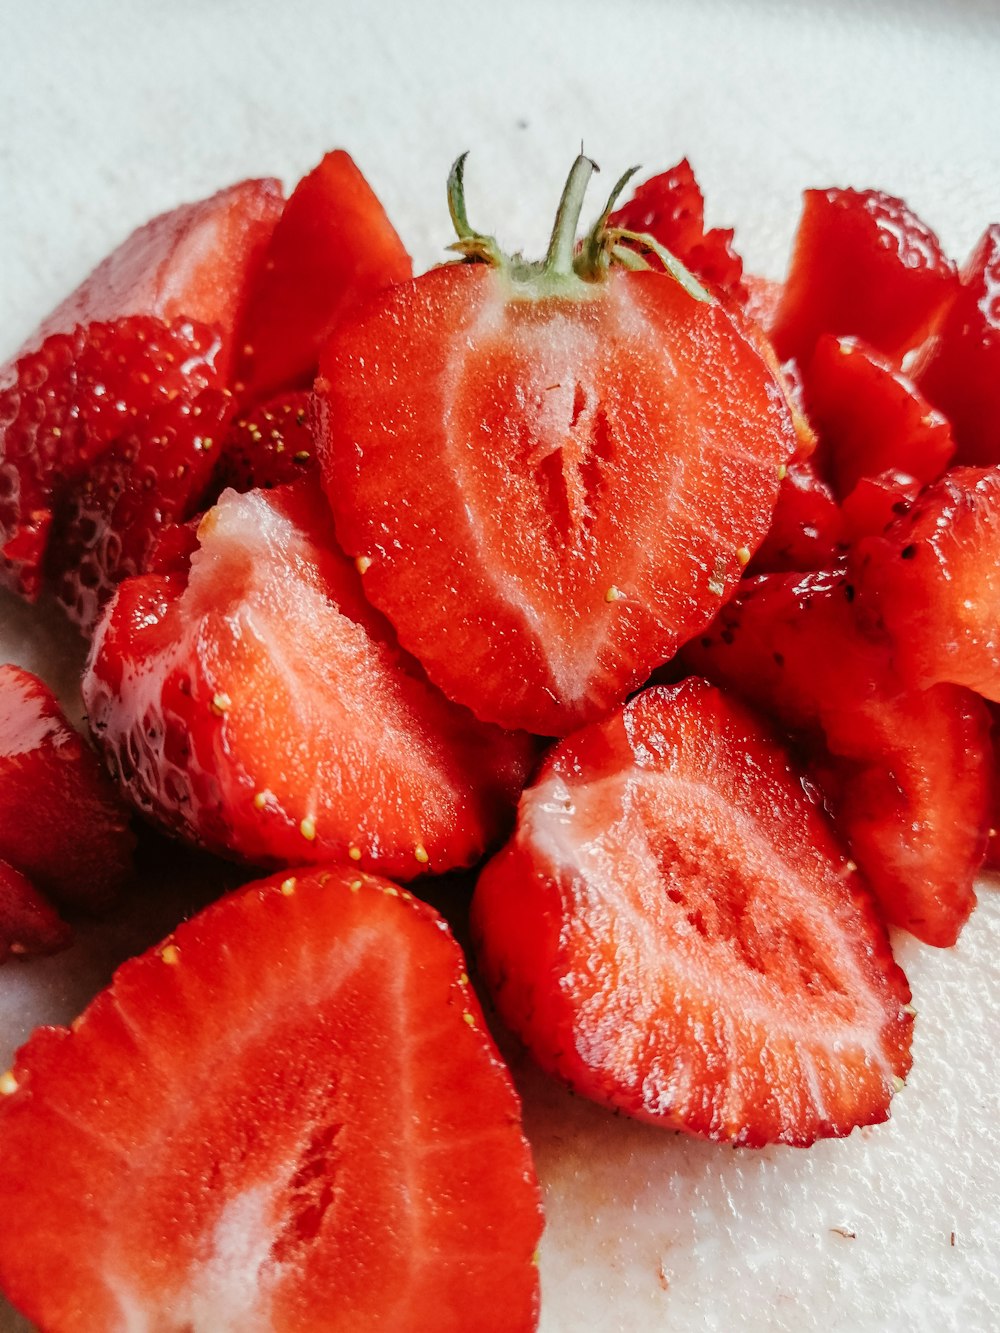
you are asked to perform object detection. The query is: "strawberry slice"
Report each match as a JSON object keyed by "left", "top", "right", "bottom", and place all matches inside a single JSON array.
[
  {"left": 0, "top": 317, "right": 223, "bottom": 602},
  {"left": 851, "top": 466, "right": 1000, "bottom": 702},
  {"left": 21, "top": 178, "right": 284, "bottom": 381},
  {"left": 608, "top": 158, "right": 747, "bottom": 302},
  {"left": 236, "top": 151, "right": 412, "bottom": 401},
  {"left": 317, "top": 156, "right": 795, "bottom": 735},
  {"left": 0, "top": 865, "right": 543, "bottom": 1331},
  {"left": 472, "top": 679, "right": 913, "bottom": 1146},
  {"left": 0, "top": 859, "right": 72, "bottom": 963},
  {"left": 213, "top": 390, "right": 317, "bottom": 494},
  {"left": 83, "top": 481, "right": 535, "bottom": 878},
  {"left": 805, "top": 334, "right": 955, "bottom": 498},
  {"left": 839, "top": 468, "right": 921, "bottom": 542},
  {"left": 914, "top": 224, "right": 1000, "bottom": 465},
  {"left": 0, "top": 664, "right": 134, "bottom": 911},
  {"left": 683, "top": 571, "right": 992, "bottom": 946},
  {"left": 770, "top": 188, "right": 958, "bottom": 366},
  {"left": 747, "top": 458, "right": 845, "bottom": 574}
]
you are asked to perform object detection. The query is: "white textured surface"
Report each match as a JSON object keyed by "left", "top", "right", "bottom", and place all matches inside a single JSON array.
[{"left": 2, "top": 2, "right": 1000, "bottom": 1329}]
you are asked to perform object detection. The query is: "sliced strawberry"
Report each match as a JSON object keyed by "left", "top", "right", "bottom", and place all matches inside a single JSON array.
[
  {"left": 683, "top": 572, "right": 991, "bottom": 946},
  {"left": 608, "top": 159, "right": 747, "bottom": 302},
  {"left": 742, "top": 273, "right": 783, "bottom": 331},
  {"left": 839, "top": 469, "right": 921, "bottom": 542},
  {"left": 213, "top": 391, "right": 317, "bottom": 494},
  {"left": 747, "top": 458, "right": 844, "bottom": 574},
  {"left": 83, "top": 481, "right": 535, "bottom": 878},
  {"left": 805, "top": 334, "right": 954, "bottom": 498},
  {"left": 22, "top": 178, "right": 284, "bottom": 381},
  {"left": 472, "top": 679, "right": 913, "bottom": 1146},
  {"left": 0, "top": 664, "right": 134, "bottom": 911},
  {"left": 317, "top": 256, "right": 794, "bottom": 735},
  {"left": 236, "top": 151, "right": 412, "bottom": 401},
  {"left": 914, "top": 224, "right": 1000, "bottom": 465},
  {"left": 0, "top": 865, "right": 542, "bottom": 1331},
  {"left": 0, "top": 859, "right": 72, "bottom": 963},
  {"left": 770, "top": 188, "right": 958, "bottom": 366},
  {"left": 0, "top": 317, "right": 222, "bottom": 601},
  {"left": 851, "top": 466, "right": 1000, "bottom": 702}
]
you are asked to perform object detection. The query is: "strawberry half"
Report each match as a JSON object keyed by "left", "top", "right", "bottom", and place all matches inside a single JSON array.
[
  {"left": 317, "top": 155, "right": 795, "bottom": 735},
  {"left": 472, "top": 679, "right": 913, "bottom": 1146},
  {"left": 770, "top": 187, "right": 958, "bottom": 366},
  {"left": 683, "top": 571, "right": 992, "bottom": 946},
  {"left": 0, "top": 664, "right": 135, "bottom": 911},
  {"left": 851, "top": 466, "right": 1000, "bottom": 702},
  {"left": 20, "top": 177, "right": 284, "bottom": 381},
  {"left": 235, "top": 150, "right": 412, "bottom": 401},
  {"left": 83, "top": 481, "right": 535, "bottom": 878},
  {"left": 0, "top": 859, "right": 72, "bottom": 963},
  {"left": 0, "top": 866, "right": 543, "bottom": 1331}
]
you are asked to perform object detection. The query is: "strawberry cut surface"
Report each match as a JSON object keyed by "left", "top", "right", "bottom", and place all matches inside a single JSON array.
[
  {"left": 683, "top": 571, "right": 992, "bottom": 946},
  {"left": 83, "top": 481, "right": 534, "bottom": 878},
  {"left": 20, "top": 177, "right": 284, "bottom": 381},
  {"left": 0, "top": 664, "right": 135, "bottom": 911},
  {"left": 236, "top": 150, "right": 412, "bottom": 401},
  {"left": 472, "top": 679, "right": 913, "bottom": 1146},
  {"left": 0, "top": 866, "right": 543, "bottom": 1332},
  {"left": 770, "top": 188, "right": 958, "bottom": 366},
  {"left": 317, "top": 262, "right": 795, "bottom": 735},
  {"left": 747, "top": 458, "right": 845, "bottom": 574}
]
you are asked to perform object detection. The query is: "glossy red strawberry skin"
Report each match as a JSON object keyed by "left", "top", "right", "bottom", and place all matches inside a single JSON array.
[
  {"left": 317, "top": 263, "right": 795, "bottom": 735},
  {"left": 747, "top": 459, "right": 844, "bottom": 574},
  {"left": 805, "top": 334, "right": 954, "bottom": 499},
  {"left": 0, "top": 866, "right": 542, "bottom": 1332},
  {"left": 851, "top": 466, "right": 1000, "bottom": 702},
  {"left": 236, "top": 151, "right": 412, "bottom": 401},
  {"left": 915, "top": 224, "right": 1000, "bottom": 465},
  {"left": 0, "top": 859, "right": 72, "bottom": 963},
  {"left": 472, "top": 679, "right": 912, "bottom": 1147},
  {"left": 608, "top": 159, "right": 747, "bottom": 302},
  {"left": 83, "top": 481, "right": 535, "bottom": 879},
  {"left": 0, "top": 317, "right": 223, "bottom": 603},
  {"left": 213, "top": 391, "right": 317, "bottom": 494},
  {"left": 21, "top": 178, "right": 284, "bottom": 381},
  {"left": 770, "top": 188, "right": 958, "bottom": 365},
  {"left": 683, "top": 571, "right": 991, "bottom": 946},
  {"left": 0, "top": 664, "right": 134, "bottom": 911}
]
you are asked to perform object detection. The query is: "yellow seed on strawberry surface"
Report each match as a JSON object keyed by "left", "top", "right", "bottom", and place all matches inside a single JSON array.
[
  {"left": 736, "top": 547, "right": 751, "bottom": 567},
  {"left": 348, "top": 845, "right": 362, "bottom": 861},
  {"left": 355, "top": 556, "right": 373, "bottom": 575},
  {"left": 300, "top": 816, "right": 317, "bottom": 841},
  {"left": 0, "top": 1072, "right": 18, "bottom": 1096},
  {"left": 211, "top": 692, "right": 232, "bottom": 715},
  {"left": 280, "top": 877, "right": 297, "bottom": 896},
  {"left": 414, "top": 844, "right": 429, "bottom": 864},
  {"left": 160, "top": 944, "right": 180, "bottom": 966}
]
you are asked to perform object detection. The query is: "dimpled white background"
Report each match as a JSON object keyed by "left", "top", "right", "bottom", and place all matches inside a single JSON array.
[{"left": 1, "top": 2, "right": 1000, "bottom": 1329}]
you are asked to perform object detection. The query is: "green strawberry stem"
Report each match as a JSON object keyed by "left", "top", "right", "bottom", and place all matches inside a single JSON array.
[{"left": 543, "top": 153, "right": 598, "bottom": 277}]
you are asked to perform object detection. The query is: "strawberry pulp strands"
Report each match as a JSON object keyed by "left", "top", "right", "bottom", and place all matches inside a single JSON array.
[
  {"left": 472, "top": 680, "right": 913, "bottom": 1147},
  {"left": 316, "top": 155, "right": 796, "bottom": 736},
  {"left": 83, "top": 481, "right": 535, "bottom": 879},
  {"left": 0, "top": 867, "right": 543, "bottom": 1332}
]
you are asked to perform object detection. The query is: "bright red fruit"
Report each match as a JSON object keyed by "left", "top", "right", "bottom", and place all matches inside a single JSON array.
[
  {"left": 683, "top": 572, "right": 992, "bottom": 946},
  {"left": 0, "top": 866, "right": 543, "bottom": 1332},
  {"left": 0, "top": 317, "right": 223, "bottom": 603},
  {"left": 915, "top": 224, "right": 1000, "bottom": 465},
  {"left": 21, "top": 178, "right": 284, "bottom": 381},
  {"left": 0, "top": 859, "right": 72, "bottom": 963},
  {"left": 84, "top": 482, "right": 535, "bottom": 878},
  {"left": 839, "top": 469, "right": 920, "bottom": 543},
  {"left": 236, "top": 151, "right": 412, "bottom": 401},
  {"left": 805, "top": 334, "right": 954, "bottom": 498},
  {"left": 851, "top": 466, "right": 1000, "bottom": 702},
  {"left": 213, "top": 391, "right": 317, "bottom": 494},
  {"left": 770, "top": 188, "right": 958, "bottom": 366},
  {"left": 317, "top": 157, "right": 795, "bottom": 735},
  {"left": 608, "top": 158, "right": 747, "bottom": 302},
  {"left": 472, "top": 679, "right": 913, "bottom": 1146},
  {"left": 748, "top": 458, "right": 844, "bottom": 574},
  {"left": 0, "top": 664, "right": 134, "bottom": 911}
]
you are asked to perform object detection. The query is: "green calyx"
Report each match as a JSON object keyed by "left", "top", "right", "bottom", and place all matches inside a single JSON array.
[{"left": 446, "top": 152, "right": 712, "bottom": 302}]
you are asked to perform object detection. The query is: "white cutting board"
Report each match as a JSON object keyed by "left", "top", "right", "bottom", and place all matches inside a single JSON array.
[{"left": 2, "top": 2, "right": 1000, "bottom": 1329}]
